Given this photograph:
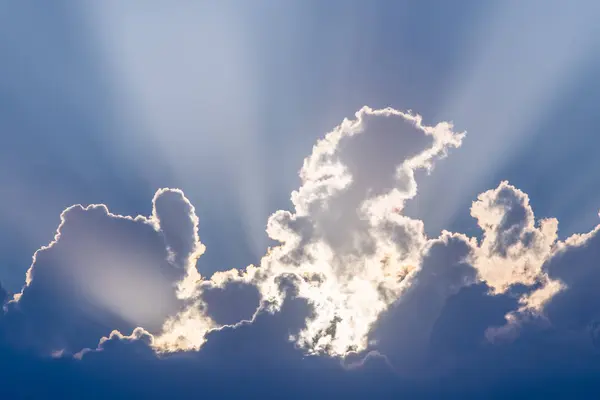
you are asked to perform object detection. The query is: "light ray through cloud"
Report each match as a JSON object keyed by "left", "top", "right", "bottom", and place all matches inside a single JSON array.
[
  {"left": 0, "top": 0, "right": 156, "bottom": 291},
  {"left": 3, "top": 1, "right": 600, "bottom": 397},
  {"left": 411, "top": 0, "right": 600, "bottom": 235},
  {"left": 84, "top": 1, "right": 270, "bottom": 262}
]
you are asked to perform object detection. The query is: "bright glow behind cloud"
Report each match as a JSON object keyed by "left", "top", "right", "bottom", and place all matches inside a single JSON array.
[
  {"left": 417, "top": 0, "right": 600, "bottom": 233},
  {"left": 471, "top": 181, "right": 558, "bottom": 292},
  {"left": 5, "top": 104, "right": 600, "bottom": 374},
  {"left": 84, "top": 1, "right": 270, "bottom": 258},
  {"left": 154, "top": 106, "right": 465, "bottom": 356}
]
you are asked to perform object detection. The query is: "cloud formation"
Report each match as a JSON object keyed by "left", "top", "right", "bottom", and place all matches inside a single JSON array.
[
  {"left": 2, "top": 106, "right": 600, "bottom": 397},
  {"left": 2, "top": 188, "right": 205, "bottom": 354}
]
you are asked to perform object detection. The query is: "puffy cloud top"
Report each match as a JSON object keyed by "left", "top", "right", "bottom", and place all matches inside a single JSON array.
[{"left": 2, "top": 106, "right": 600, "bottom": 398}]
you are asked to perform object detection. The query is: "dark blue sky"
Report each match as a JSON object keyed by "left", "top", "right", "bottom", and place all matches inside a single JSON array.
[{"left": 2, "top": 0, "right": 600, "bottom": 398}]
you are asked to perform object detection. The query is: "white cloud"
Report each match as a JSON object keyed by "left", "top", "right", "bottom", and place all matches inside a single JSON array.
[
  {"left": 232, "top": 106, "right": 466, "bottom": 356},
  {"left": 3, "top": 188, "right": 220, "bottom": 355},
  {"left": 7, "top": 105, "right": 600, "bottom": 375},
  {"left": 471, "top": 181, "right": 559, "bottom": 292},
  {"left": 126, "top": 106, "right": 465, "bottom": 357}
]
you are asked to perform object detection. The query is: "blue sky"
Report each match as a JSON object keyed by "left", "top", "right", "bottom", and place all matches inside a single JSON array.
[{"left": 2, "top": 0, "right": 600, "bottom": 398}]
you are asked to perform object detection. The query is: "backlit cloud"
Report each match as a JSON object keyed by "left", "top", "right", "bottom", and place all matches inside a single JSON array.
[
  {"left": 153, "top": 106, "right": 465, "bottom": 356},
  {"left": 2, "top": 188, "right": 208, "bottom": 354},
  {"left": 2, "top": 106, "right": 600, "bottom": 397}
]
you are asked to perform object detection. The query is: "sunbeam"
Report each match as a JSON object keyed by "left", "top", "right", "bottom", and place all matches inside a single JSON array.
[
  {"left": 84, "top": 1, "right": 271, "bottom": 263},
  {"left": 3, "top": 1, "right": 600, "bottom": 398},
  {"left": 411, "top": 0, "right": 600, "bottom": 235}
]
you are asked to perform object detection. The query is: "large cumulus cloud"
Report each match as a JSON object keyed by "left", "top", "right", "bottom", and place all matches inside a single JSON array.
[
  {"left": 3, "top": 106, "right": 600, "bottom": 398},
  {"left": 243, "top": 106, "right": 464, "bottom": 356},
  {"left": 144, "top": 106, "right": 467, "bottom": 356},
  {"left": 0, "top": 188, "right": 223, "bottom": 354}
]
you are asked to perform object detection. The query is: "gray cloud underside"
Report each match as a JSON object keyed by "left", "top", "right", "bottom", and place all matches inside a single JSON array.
[{"left": 1, "top": 106, "right": 600, "bottom": 391}]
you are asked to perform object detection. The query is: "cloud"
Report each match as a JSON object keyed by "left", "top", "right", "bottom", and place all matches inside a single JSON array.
[
  {"left": 152, "top": 188, "right": 205, "bottom": 271},
  {"left": 543, "top": 223, "right": 600, "bottom": 332},
  {"left": 243, "top": 106, "right": 466, "bottom": 357},
  {"left": 1, "top": 189, "right": 204, "bottom": 354},
  {"left": 471, "top": 181, "right": 558, "bottom": 293},
  {"left": 74, "top": 327, "right": 156, "bottom": 360},
  {"left": 138, "top": 106, "right": 466, "bottom": 356},
  {"left": 5, "top": 106, "right": 600, "bottom": 398},
  {"left": 15, "top": 295, "right": 413, "bottom": 399},
  {"left": 368, "top": 231, "right": 478, "bottom": 376},
  {"left": 200, "top": 281, "right": 261, "bottom": 326}
]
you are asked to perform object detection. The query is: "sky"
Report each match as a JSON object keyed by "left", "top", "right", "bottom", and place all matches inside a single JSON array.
[{"left": 1, "top": 0, "right": 600, "bottom": 398}]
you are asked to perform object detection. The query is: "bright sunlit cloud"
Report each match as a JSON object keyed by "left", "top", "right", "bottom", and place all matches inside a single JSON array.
[
  {"left": 3, "top": 2, "right": 600, "bottom": 397},
  {"left": 84, "top": 1, "right": 271, "bottom": 259}
]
